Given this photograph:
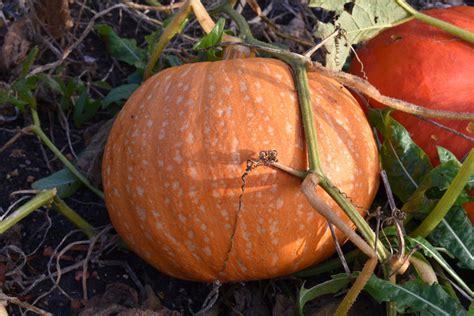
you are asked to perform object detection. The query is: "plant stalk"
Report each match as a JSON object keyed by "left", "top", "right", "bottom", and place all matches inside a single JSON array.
[
  {"left": 31, "top": 125, "right": 104, "bottom": 199},
  {"left": 0, "top": 189, "right": 56, "bottom": 234},
  {"left": 53, "top": 197, "right": 97, "bottom": 238}
]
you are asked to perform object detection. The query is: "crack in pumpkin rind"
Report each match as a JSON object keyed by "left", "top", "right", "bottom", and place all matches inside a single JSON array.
[{"left": 217, "top": 163, "right": 252, "bottom": 280}]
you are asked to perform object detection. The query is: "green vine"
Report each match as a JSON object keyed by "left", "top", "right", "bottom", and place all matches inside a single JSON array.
[
  {"left": 219, "top": 3, "right": 389, "bottom": 261},
  {"left": 396, "top": 0, "right": 474, "bottom": 44}
]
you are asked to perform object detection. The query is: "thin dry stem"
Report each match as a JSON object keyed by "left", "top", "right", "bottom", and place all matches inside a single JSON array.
[
  {"left": 309, "top": 62, "right": 474, "bottom": 120},
  {"left": 124, "top": 1, "right": 185, "bottom": 12}
]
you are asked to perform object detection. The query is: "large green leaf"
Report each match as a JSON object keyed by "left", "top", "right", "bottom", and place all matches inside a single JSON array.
[
  {"left": 402, "top": 160, "right": 472, "bottom": 218},
  {"left": 365, "top": 276, "right": 466, "bottom": 316},
  {"left": 429, "top": 206, "right": 474, "bottom": 270},
  {"left": 96, "top": 24, "right": 146, "bottom": 68},
  {"left": 298, "top": 274, "right": 351, "bottom": 316},
  {"left": 310, "top": 0, "right": 410, "bottom": 70},
  {"left": 369, "top": 109, "right": 432, "bottom": 202},
  {"left": 32, "top": 168, "right": 82, "bottom": 198},
  {"left": 437, "top": 147, "right": 474, "bottom": 189}
]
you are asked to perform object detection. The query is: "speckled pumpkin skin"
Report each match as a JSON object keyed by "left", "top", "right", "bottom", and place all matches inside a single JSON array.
[{"left": 102, "top": 58, "right": 379, "bottom": 282}]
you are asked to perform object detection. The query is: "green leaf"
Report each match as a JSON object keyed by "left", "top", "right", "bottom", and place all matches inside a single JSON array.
[
  {"left": 406, "top": 236, "right": 473, "bottom": 297},
  {"left": 20, "top": 47, "right": 39, "bottom": 78},
  {"left": 92, "top": 80, "right": 112, "bottom": 90},
  {"left": 102, "top": 83, "right": 139, "bottom": 108},
  {"left": 96, "top": 24, "right": 146, "bottom": 67},
  {"left": 402, "top": 161, "right": 471, "bottom": 218},
  {"left": 298, "top": 274, "right": 351, "bottom": 316},
  {"left": 369, "top": 109, "right": 432, "bottom": 202},
  {"left": 73, "top": 92, "right": 101, "bottom": 126},
  {"left": 193, "top": 18, "right": 225, "bottom": 50},
  {"left": 365, "top": 276, "right": 466, "bottom": 316},
  {"left": 437, "top": 147, "right": 474, "bottom": 190},
  {"left": 37, "top": 74, "right": 64, "bottom": 95},
  {"left": 32, "top": 168, "right": 82, "bottom": 198},
  {"left": 429, "top": 206, "right": 474, "bottom": 270},
  {"left": 310, "top": 0, "right": 410, "bottom": 70}
]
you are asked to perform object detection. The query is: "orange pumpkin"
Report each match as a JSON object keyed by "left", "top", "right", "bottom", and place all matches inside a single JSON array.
[
  {"left": 349, "top": 6, "right": 474, "bottom": 222},
  {"left": 102, "top": 58, "right": 380, "bottom": 282},
  {"left": 349, "top": 6, "right": 474, "bottom": 164}
]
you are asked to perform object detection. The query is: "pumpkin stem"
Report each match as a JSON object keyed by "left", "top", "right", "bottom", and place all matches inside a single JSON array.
[{"left": 395, "top": 0, "right": 474, "bottom": 44}]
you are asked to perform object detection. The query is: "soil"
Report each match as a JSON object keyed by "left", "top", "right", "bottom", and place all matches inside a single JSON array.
[{"left": 0, "top": 0, "right": 471, "bottom": 315}]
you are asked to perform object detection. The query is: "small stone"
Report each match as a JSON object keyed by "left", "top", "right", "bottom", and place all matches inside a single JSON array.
[{"left": 26, "top": 176, "right": 35, "bottom": 183}]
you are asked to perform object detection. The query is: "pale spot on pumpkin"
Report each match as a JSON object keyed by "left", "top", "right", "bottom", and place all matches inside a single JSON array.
[
  {"left": 237, "top": 261, "right": 248, "bottom": 273},
  {"left": 158, "top": 160, "right": 164, "bottom": 167},
  {"left": 145, "top": 232, "right": 153, "bottom": 241},
  {"left": 255, "top": 96, "right": 263, "bottom": 104},
  {"left": 136, "top": 186, "right": 144, "bottom": 196},
  {"left": 187, "top": 231, "right": 195, "bottom": 239},
  {"left": 186, "top": 133, "right": 194, "bottom": 144},
  {"left": 180, "top": 121, "right": 190, "bottom": 131},
  {"left": 113, "top": 187, "right": 119, "bottom": 197},
  {"left": 177, "top": 95, "right": 184, "bottom": 104},
  {"left": 200, "top": 224, "right": 207, "bottom": 232},
  {"left": 186, "top": 99, "right": 194, "bottom": 107},
  {"left": 299, "top": 224, "right": 305, "bottom": 230},
  {"left": 271, "top": 254, "right": 279, "bottom": 265},
  {"left": 223, "top": 86, "right": 232, "bottom": 95},
  {"left": 276, "top": 198, "right": 284, "bottom": 209},
  {"left": 137, "top": 207, "right": 146, "bottom": 221},
  {"left": 178, "top": 214, "right": 187, "bottom": 223},
  {"left": 239, "top": 81, "right": 248, "bottom": 92},
  {"left": 173, "top": 152, "right": 184, "bottom": 164},
  {"left": 146, "top": 94, "right": 153, "bottom": 101},
  {"left": 187, "top": 166, "right": 198, "bottom": 179},
  {"left": 146, "top": 119, "right": 153, "bottom": 128},
  {"left": 203, "top": 246, "right": 212, "bottom": 256},
  {"left": 272, "top": 239, "right": 279, "bottom": 246},
  {"left": 220, "top": 208, "right": 229, "bottom": 219},
  {"left": 156, "top": 222, "right": 164, "bottom": 230},
  {"left": 243, "top": 95, "right": 250, "bottom": 101},
  {"left": 185, "top": 240, "right": 197, "bottom": 251},
  {"left": 159, "top": 129, "right": 165, "bottom": 140}
]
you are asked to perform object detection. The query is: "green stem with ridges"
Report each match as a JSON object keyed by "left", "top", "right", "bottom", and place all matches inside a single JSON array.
[
  {"left": 53, "top": 197, "right": 97, "bottom": 238},
  {"left": 0, "top": 189, "right": 56, "bottom": 234},
  {"left": 396, "top": 0, "right": 474, "bottom": 44},
  {"left": 220, "top": 3, "right": 389, "bottom": 261},
  {"left": 320, "top": 177, "right": 388, "bottom": 260},
  {"left": 411, "top": 149, "right": 474, "bottom": 238}
]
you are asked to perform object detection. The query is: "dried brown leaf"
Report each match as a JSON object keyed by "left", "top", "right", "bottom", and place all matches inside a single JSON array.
[
  {"left": 0, "top": 19, "right": 31, "bottom": 70},
  {"left": 35, "top": 0, "right": 73, "bottom": 39}
]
